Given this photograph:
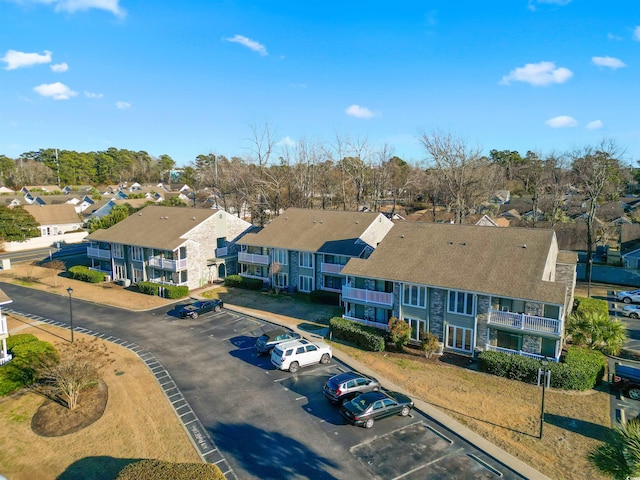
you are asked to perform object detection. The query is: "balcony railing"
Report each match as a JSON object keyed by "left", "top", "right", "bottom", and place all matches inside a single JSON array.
[
  {"left": 343, "top": 315, "right": 389, "bottom": 331},
  {"left": 215, "top": 247, "right": 228, "bottom": 257},
  {"left": 87, "top": 246, "right": 112, "bottom": 260},
  {"left": 342, "top": 286, "right": 394, "bottom": 307},
  {"left": 0, "top": 353, "right": 12, "bottom": 366},
  {"left": 150, "top": 279, "right": 188, "bottom": 287},
  {"left": 148, "top": 256, "right": 187, "bottom": 271},
  {"left": 238, "top": 252, "right": 270, "bottom": 265},
  {"left": 485, "top": 344, "right": 558, "bottom": 362},
  {"left": 320, "top": 262, "right": 344, "bottom": 274},
  {"left": 487, "top": 309, "right": 562, "bottom": 336},
  {"left": 239, "top": 273, "right": 269, "bottom": 282},
  {"left": 0, "top": 315, "right": 8, "bottom": 337}
]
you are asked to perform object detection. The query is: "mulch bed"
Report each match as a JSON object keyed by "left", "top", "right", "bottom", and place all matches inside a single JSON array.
[{"left": 31, "top": 380, "right": 108, "bottom": 437}]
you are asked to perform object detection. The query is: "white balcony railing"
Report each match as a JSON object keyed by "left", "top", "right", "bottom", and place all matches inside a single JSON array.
[
  {"left": 148, "top": 256, "right": 187, "bottom": 271},
  {"left": 342, "top": 286, "right": 394, "bottom": 307},
  {"left": 0, "top": 353, "right": 12, "bottom": 366},
  {"left": 86, "top": 246, "right": 112, "bottom": 260},
  {"left": 343, "top": 315, "right": 389, "bottom": 331},
  {"left": 215, "top": 247, "right": 228, "bottom": 257},
  {"left": 150, "top": 279, "right": 189, "bottom": 287},
  {"left": 239, "top": 273, "right": 269, "bottom": 282},
  {"left": 485, "top": 345, "right": 558, "bottom": 362},
  {"left": 320, "top": 262, "right": 344, "bottom": 274},
  {"left": 238, "top": 252, "right": 270, "bottom": 265},
  {"left": 487, "top": 309, "right": 562, "bottom": 336},
  {"left": 0, "top": 315, "right": 8, "bottom": 337}
]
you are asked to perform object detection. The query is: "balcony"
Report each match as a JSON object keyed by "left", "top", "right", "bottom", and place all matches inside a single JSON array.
[
  {"left": 485, "top": 344, "right": 558, "bottom": 362},
  {"left": 320, "top": 262, "right": 344, "bottom": 274},
  {"left": 0, "top": 353, "right": 12, "bottom": 366},
  {"left": 487, "top": 309, "right": 562, "bottom": 336},
  {"left": 87, "top": 246, "right": 112, "bottom": 260},
  {"left": 239, "top": 273, "right": 269, "bottom": 282},
  {"left": 0, "top": 315, "right": 8, "bottom": 337},
  {"left": 238, "top": 252, "right": 269, "bottom": 265},
  {"left": 215, "top": 246, "right": 228, "bottom": 257},
  {"left": 148, "top": 256, "right": 187, "bottom": 271},
  {"left": 342, "top": 286, "right": 393, "bottom": 307},
  {"left": 150, "top": 279, "right": 188, "bottom": 287},
  {"left": 343, "top": 315, "right": 389, "bottom": 331}
]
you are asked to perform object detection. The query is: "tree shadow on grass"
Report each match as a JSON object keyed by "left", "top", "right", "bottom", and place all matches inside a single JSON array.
[
  {"left": 211, "top": 422, "right": 339, "bottom": 480},
  {"left": 544, "top": 413, "right": 612, "bottom": 441},
  {"left": 57, "top": 456, "right": 139, "bottom": 480}
]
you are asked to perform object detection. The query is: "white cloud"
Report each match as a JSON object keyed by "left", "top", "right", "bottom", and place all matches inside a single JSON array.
[
  {"left": 22, "top": 0, "right": 126, "bottom": 17},
  {"left": 225, "top": 35, "right": 267, "bottom": 56},
  {"left": 278, "top": 136, "right": 296, "bottom": 148},
  {"left": 50, "top": 62, "right": 68, "bottom": 72},
  {"left": 527, "top": 0, "right": 572, "bottom": 11},
  {"left": 607, "top": 33, "right": 622, "bottom": 41},
  {"left": 500, "top": 61, "right": 573, "bottom": 86},
  {"left": 33, "top": 82, "right": 77, "bottom": 100},
  {"left": 115, "top": 101, "right": 130, "bottom": 109},
  {"left": 591, "top": 56, "right": 626, "bottom": 69},
  {"left": 1, "top": 49, "right": 52, "bottom": 70},
  {"left": 586, "top": 120, "right": 604, "bottom": 130},
  {"left": 345, "top": 104, "right": 376, "bottom": 119},
  {"left": 545, "top": 115, "right": 577, "bottom": 128},
  {"left": 634, "top": 26, "right": 640, "bottom": 41},
  {"left": 84, "top": 91, "right": 103, "bottom": 98}
]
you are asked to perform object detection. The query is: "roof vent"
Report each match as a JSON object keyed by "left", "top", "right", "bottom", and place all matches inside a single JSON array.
[
  {"left": 448, "top": 241, "right": 454, "bottom": 245},
  {"left": 139, "top": 212, "right": 142, "bottom": 216},
  {"left": 460, "top": 242, "right": 466, "bottom": 246},
  {"left": 355, "top": 221, "right": 359, "bottom": 224},
  {"left": 400, "top": 234, "right": 405, "bottom": 238},
  {"left": 320, "top": 220, "right": 323, "bottom": 224},
  {"left": 522, "top": 244, "right": 527, "bottom": 249},
  {"left": 192, "top": 217, "right": 196, "bottom": 220}
]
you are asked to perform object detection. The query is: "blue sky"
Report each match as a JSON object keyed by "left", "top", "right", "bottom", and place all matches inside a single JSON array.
[{"left": 1, "top": 0, "right": 639, "bottom": 167}]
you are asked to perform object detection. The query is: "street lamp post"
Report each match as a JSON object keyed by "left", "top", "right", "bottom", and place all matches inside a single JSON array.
[
  {"left": 67, "top": 287, "right": 74, "bottom": 343},
  {"left": 539, "top": 359, "right": 550, "bottom": 439},
  {"left": 587, "top": 255, "right": 593, "bottom": 298}
]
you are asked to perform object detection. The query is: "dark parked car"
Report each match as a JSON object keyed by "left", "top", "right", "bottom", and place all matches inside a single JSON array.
[
  {"left": 255, "top": 329, "right": 301, "bottom": 354},
  {"left": 179, "top": 299, "right": 223, "bottom": 318},
  {"left": 323, "top": 371, "right": 381, "bottom": 403},
  {"left": 340, "top": 390, "right": 414, "bottom": 428}
]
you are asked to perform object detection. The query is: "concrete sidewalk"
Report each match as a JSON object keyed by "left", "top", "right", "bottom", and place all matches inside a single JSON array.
[{"left": 225, "top": 303, "right": 552, "bottom": 480}]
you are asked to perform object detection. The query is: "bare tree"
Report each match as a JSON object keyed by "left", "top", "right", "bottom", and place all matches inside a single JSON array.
[{"left": 246, "top": 121, "right": 276, "bottom": 225}]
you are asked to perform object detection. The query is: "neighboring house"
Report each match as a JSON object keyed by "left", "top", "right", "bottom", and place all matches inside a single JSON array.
[
  {"left": 0, "top": 288, "right": 13, "bottom": 366},
  {"left": 498, "top": 209, "right": 521, "bottom": 221},
  {"left": 475, "top": 215, "right": 499, "bottom": 227},
  {"left": 23, "top": 204, "right": 83, "bottom": 237},
  {"left": 237, "top": 208, "right": 394, "bottom": 293},
  {"left": 20, "top": 185, "right": 63, "bottom": 195},
  {"left": 0, "top": 187, "right": 15, "bottom": 194},
  {"left": 492, "top": 190, "right": 511, "bottom": 205},
  {"left": 85, "top": 205, "right": 253, "bottom": 289},
  {"left": 621, "top": 224, "right": 640, "bottom": 269},
  {"left": 340, "top": 222, "right": 577, "bottom": 362}
]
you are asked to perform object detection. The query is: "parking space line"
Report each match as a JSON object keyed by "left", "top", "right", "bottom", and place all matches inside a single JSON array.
[
  {"left": 424, "top": 424, "right": 454, "bottom": 444},
  {"left": 468, "top": 453, "right": 504, "bottom": 477}
]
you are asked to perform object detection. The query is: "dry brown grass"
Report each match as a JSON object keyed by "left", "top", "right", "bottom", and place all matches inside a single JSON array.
[
  {"left": 0, "top": 317, "right": 201, "bottom": 480},
  {"left": 333, "top": 343, "right": 610, "bottom": 480}
]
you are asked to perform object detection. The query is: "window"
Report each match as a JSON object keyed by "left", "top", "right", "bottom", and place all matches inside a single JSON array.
[
  {"left": 299, "top": 275, "right": 313, "bottom": 293},
  {"left": 305, "top": 345, "right": 318, "bottom": 353},
  {"left": 299, "top": 252, "right": 313, "bottom": 268},
  {"left": 448, "top": 291, "right": 473, "bottom": 315},
  {"left": 403, "top": 284, "right": 426, "bottom": 307},
  {"left": 296, "top": 346, "right": 305, "bottom": 354},
  {"left": 113, "top": 243, "right": 124, "bottom": 258},
  {"left": 272, "top": 248, "right": 288, "bottom": 265},
  {"left": 274, "top": 272, "right": 288, "bottom": 288},
  {"left": 114, "top": 264, "right": 126, "bottom": 280},
  {"left": 132, "top": 268, "right": 144, "bottom": 283},
  {"left": 131, "top": 246, "right": 144, "bottom": 262},
  {"left": 324, "top": 275, "right": 344, "bottom": 290},
  {"left": 406, "top": 318, "right": 427, "bottom": 342},
  {"left": 446, "top": 325, "right": 473, "bottom": 352}
]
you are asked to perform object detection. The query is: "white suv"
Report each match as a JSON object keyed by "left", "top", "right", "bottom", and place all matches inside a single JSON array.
[{"left": 270, "top": 338, "right": 332, "bottom": 373}]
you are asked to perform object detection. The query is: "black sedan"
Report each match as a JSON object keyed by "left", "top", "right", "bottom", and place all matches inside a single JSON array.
[
  {"left": 179, "top": 299, "right": 223, "bottom": 318},
  {"left": 340, "top": 390, "right": 413, "bottom": 428}
]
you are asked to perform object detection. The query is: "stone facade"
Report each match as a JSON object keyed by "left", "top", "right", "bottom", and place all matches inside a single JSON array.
[
  {"left": 475, "top": 294, "right": 491, "bottom": 350},
  {"left": 429, "top": 288, "right": 445, "bottom": 341}
]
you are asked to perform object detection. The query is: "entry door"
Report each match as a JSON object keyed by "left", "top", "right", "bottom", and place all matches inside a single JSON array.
[
  {"left": 446, "top": 325, "right": 473, "bottom": 352},
  {"left": 408, "top": 318, "right": 427, "bottom": 342}
]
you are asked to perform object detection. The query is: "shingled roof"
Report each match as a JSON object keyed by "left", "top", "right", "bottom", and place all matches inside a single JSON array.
[
  {"left": 238, "top": 208, "right": 386, "bottom": 256},
  {"left": 87, "top": 205, "right": 219, "bottom": 251},
  {"left": 22, "top": 204, "right": 82, "bottom": 225},
  {"left": 342, "top": 222, "right": 567, "bottom": 305}
]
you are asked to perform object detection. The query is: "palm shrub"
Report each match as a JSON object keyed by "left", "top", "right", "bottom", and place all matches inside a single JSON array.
[
  {"left": 567, "top": 310, "right": 627, "bottom": 355},
  {"left": 388, "top": 317, "right": 411, "bottom": 350},
  {"left": 589, "top": 418, "right": 640, "bottom": 480}
]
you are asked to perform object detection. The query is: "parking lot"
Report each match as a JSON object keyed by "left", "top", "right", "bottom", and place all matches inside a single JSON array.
[{"left": 160, "top": 305, "right": 526, "bottom": 479}]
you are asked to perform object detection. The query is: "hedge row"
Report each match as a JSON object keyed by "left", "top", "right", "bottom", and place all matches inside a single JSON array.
[
  {"left": 68, "top": 265, "right": 107, "bottom": 283},
  {"left": 0, "top": 334, "right": 58, "bottom": 397},
  {"left": 116, "top": 460, "right": 225, "bottom": 480},
  {"left": 224, "top": 274, "right": 264, "bottom": 290},
  {"left": 573, "top": 296, "right": 609, "bottom": 317},
  {"left": 329, "top": 317, "right": 386, "bottom": 352},
  {"left": 137, "top": 282, "right": 189, "bottom": 299},
  {"left": 478, "top": 346, "right": 606, "bottom": 390},
  {"left": 309, "top": 290, "right": 340, "bottom": 305}
]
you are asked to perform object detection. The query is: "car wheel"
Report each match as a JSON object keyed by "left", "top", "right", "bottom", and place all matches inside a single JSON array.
[
  {"left": 320, "top": 353, "right": 330, "bottom": 364},
  {"left": 623, "top": 297, "right": 632, "bottom": 304},
  {"left": 628, "top": 387, "right": 640, "bottom": 400},
  {"left": 364, "top": 418, "right": 374, "bottom": 429},
  {"left": 192, "top": 312, "right": 198, "bottom": 319},
  {"left": 401, "top": 406, "right": 410, "bottom": 416},
  {"left": 214, "top": 305, "right": 221, "bottom": 312},
  {"left": 631, "top": 313, "right": 639, "bottom": 319},
  {"left": 289, "top": 361, "right": 299, "bottom": 373}
]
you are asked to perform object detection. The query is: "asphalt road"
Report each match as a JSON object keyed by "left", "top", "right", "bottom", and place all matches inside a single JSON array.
[{"left": 1, "top": 282, "right": 527, "bottom": 480}]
